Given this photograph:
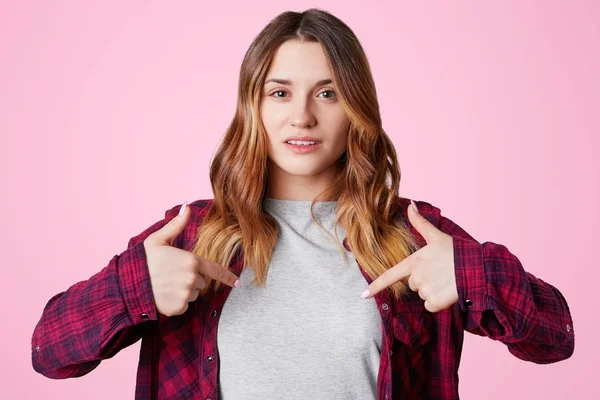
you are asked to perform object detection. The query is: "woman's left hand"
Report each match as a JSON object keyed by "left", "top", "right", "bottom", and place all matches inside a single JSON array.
[{"left": 360, "top": 200, "right": 459, "bottom": 313}]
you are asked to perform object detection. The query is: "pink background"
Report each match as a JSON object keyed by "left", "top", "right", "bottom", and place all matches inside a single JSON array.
[{"left": 2, "top": 1, "right": 596, "bottom": 398}]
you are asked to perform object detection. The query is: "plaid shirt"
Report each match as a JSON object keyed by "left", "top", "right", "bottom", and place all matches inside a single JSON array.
[{"left": 31, "top": 198, "right": 575, "bottom": 399}]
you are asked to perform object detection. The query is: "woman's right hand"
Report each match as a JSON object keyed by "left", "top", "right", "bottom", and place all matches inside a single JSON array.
[{"left": 143, "top": 201, "right": 241, "bottom": 317}]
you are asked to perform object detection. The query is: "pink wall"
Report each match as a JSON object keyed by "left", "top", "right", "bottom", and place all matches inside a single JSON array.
[{"left": 2, "top": 1, "right": 596, "bottom": 398}]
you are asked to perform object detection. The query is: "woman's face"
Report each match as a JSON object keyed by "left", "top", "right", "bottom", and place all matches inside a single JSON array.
[{"left": 260, "top": 39, "right": 351, "bottom": 188}]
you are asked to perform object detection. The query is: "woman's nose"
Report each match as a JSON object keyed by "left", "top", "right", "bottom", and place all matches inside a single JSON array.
[{"left": 289, "top": 98, "right": 316, "bottom": 128}]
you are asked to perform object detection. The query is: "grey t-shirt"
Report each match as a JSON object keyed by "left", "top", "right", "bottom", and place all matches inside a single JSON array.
[{"left": 217, "top": 198, "right": 383, "bottom": 399}]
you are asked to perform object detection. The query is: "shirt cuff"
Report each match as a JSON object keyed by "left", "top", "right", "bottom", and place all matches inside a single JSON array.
[
  {"left": 117, "top": 240, "right": 158, "bottom": 324},
  {"left": 453, "top": 236, "right": 487, "bottom": 311}
]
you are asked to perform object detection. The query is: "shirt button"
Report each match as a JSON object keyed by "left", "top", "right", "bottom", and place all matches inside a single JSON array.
[
  {"left": 34, "top": 345, "right": 40, "bottom": 352},
  {"left": 141, "top": 313, "right": 149, "bottom": 319},
  {"left": 211, "top": 310, "right": 217, "bottom": 317},
  {"left": 465, "top": 299, "right": 473, "bottom": 307},
  {"left": 566, "top": 324, "right": 571, "bottom": 332},
  {"left": 382, "top": 303, "right": 389, "bottom": 311},
  {"left": 207, "top": 355, "right": 214, "bottom": 362}
]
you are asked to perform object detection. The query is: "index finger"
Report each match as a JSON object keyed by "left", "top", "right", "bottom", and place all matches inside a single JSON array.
[
  {"left": 360, "top": 255, "right": 414, "bottom": 299},
  {"left": 196, "top": 257, "right": 242, "bottom": 288}
]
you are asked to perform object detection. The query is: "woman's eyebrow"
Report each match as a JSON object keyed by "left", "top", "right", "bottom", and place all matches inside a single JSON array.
[{"left": 263, "top": 78, "right": 332, "bottom": 86}]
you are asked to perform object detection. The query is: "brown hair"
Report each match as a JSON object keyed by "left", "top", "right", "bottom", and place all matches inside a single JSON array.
[{"left": 192, "top": 8, "right": 421, "bottom": 300}]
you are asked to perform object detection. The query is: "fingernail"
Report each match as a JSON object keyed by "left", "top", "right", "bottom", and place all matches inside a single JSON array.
[
  {"left": 411, "top": 200, "right": 419, "bottom": 214},
  {"left": 234, "top": 279, "right": 242, "bottom": 288},
  {"left": 179, "top": 201, "right": 188, "bottom": 216},
  {"left": 360, "top": 289, "right": 371, "bottom": 299}
]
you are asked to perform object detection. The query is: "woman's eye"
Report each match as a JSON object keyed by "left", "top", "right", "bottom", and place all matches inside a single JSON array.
[
  {"left": 318, "top": 90, "right": 337, "bottom": 99},
  {"left": 271, "top": 90, "right": 288, "bottom": 98}
]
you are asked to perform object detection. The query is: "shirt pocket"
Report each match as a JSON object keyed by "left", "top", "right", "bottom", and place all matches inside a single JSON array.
[
  {"left": 390, "top": 300, "right": 434, "bottom": 398},
  {"left": 392, "top": 296, "right": 433, "bottom": 348}
]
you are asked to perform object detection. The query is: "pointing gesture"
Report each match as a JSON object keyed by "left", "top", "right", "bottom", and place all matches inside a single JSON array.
[
  {"left": 143, "top": 202, "right": 242, "bottom": 317},
  {"left": 360, "top": 200, "right": 458, "bottom": 313}
]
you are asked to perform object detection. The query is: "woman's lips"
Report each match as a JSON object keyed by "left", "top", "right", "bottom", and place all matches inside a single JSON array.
[{"left": 284, "top": 142, "right": 321, "bottom": 154}]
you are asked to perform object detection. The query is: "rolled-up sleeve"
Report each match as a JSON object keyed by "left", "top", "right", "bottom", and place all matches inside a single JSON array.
[
  {"left": 31, "top": 205, "right": 180, "bottom": 378},
  {"left": 418, "top": 200, "right": 575, "bottom": 364}
]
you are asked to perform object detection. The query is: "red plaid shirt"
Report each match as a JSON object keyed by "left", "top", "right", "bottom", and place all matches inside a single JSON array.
[{"left": 31, "top": 198, "right": 575, "bottom": 399}]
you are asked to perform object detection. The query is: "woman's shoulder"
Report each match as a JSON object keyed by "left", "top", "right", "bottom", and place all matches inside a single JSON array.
[
  {"left": 163, "top": 198, "right": 215, "bottom": 219},
  {"left": 187, "top": 198, "right": 214, "bottom": 214},
  {"left": 396, "top": 196, "right": 442, "bottom": 226}
]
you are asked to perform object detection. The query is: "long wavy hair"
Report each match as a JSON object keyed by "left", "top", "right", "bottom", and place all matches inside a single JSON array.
[{"left": 192, "top": 8, "right": 422, "bottom": 301}]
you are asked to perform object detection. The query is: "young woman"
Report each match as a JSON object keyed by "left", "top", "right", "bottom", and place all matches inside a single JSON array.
[{"left": 31, "top": 8, "right": 574, "bottom": 400}]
